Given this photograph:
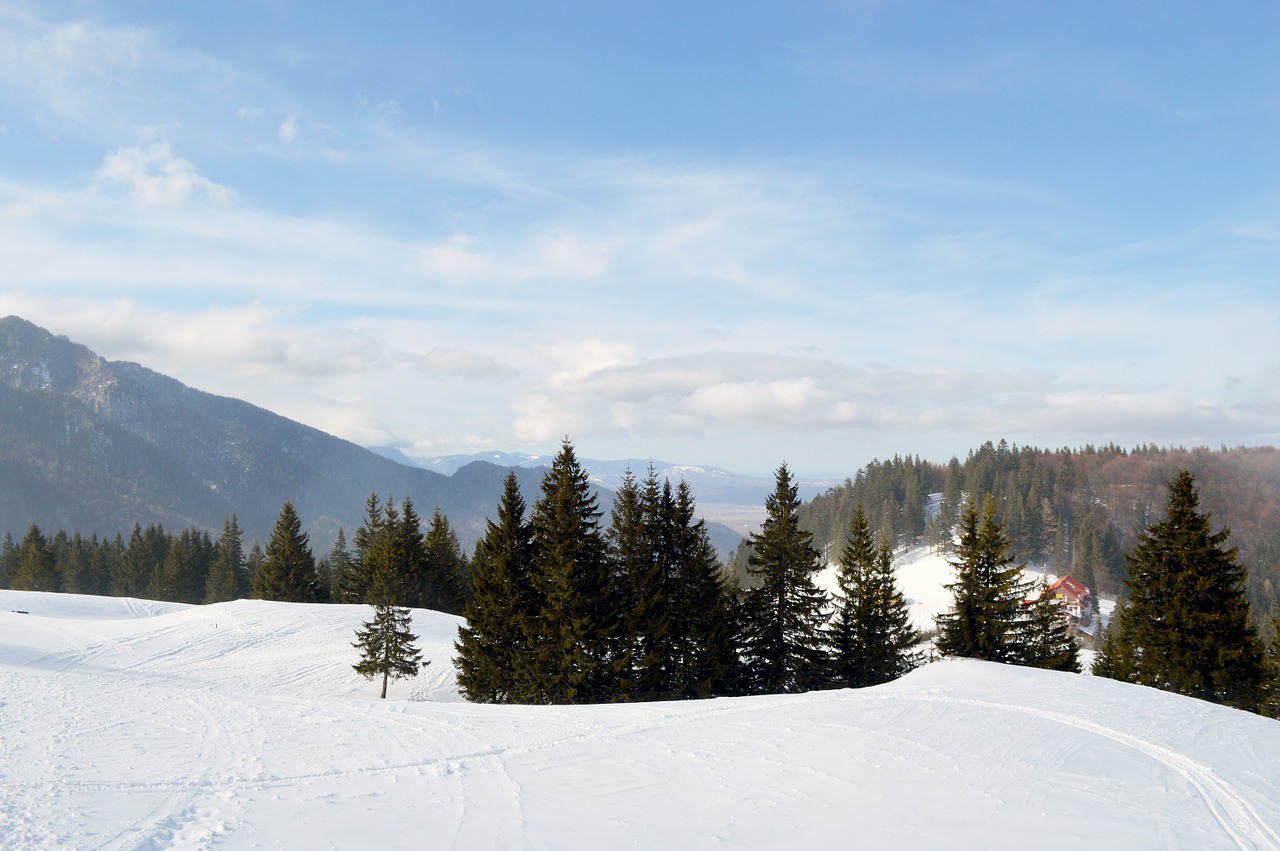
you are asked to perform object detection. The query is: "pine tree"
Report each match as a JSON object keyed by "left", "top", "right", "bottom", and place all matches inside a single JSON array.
[
  {"left": 205, "top": 516, "right": 247, "bottom": 603},
  {"left": 523, "top": 438, "right": 621, "bottom": 704},
  {"left": 1021, "top": 578, "right": 1081, "bottom": 673},
  {"left": 113, "top": 523, "right": 163, "bottom": 597},
  {"left": 253, "top": 501, "right": 326, "bottom": 603},
  {"left": 317, "top": 528, "right": 352, "bottom": 603},
  {"left": 455, "top": 471, "right": 538, "bottom": 703},
  {"left": 1100, "top": 470, "right": 1267, "bottom": 711},
  {"left": 343, "top": 494, "right": 388, "bottom": 603},
  {"left": 829, "top": 504, "right": 921, "bottom": 688},
  {"left": 605, "top": 468, "right": 656, "bottom": 697},
  {"left": 60, "top": 533, "right": 93, "bottom": 595},
  {"left": 0, "top": 532, "right": 17, "bottom": 588},
  {"left": 739, "top": 463, "right": 830, "bottom": 694},
  {"left": 423, "top": 507, "right": 469, "bottom": 614},
  {"left": 666, "top": 479, "right": 741, "bottom": 699},
  {"left": 1090, "top": 600, "right": 1129, "bottom": 680},
  {"left": 352, "top": 603, "right": 425, "bottom": 699},
  {"left": 148, "top": 529, "right": 212, "bottom": 603},
  {"left": 12, "top": 523, "right": 58, "bottom": 592},
  {"left": 936, "top": 495, "right": 1032, "bottom": 664}
]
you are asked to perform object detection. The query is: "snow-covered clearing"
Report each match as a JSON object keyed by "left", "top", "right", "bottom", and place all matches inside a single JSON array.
[{"left": 3, "top": 584, "right": 1279, "bottom": 850}]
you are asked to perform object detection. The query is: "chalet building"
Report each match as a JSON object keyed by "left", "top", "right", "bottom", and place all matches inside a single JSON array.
[{"left": 1044, "top": 575, "right": 1094, "bottom": 628}]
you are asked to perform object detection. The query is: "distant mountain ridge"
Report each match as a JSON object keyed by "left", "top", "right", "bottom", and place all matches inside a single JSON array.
[
  {"left": 373, "top": 449, "right": 835, "bottom": 505},
  {"left": 0, "top": 316, "right": 548, "bottom": 550}
]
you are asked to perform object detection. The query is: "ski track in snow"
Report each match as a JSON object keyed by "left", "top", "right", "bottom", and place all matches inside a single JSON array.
[{"left": 901, "top": 693, "right": 1280, "bottom": 851}]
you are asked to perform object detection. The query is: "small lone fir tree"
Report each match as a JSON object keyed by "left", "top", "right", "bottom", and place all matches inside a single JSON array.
[{"left": 352, "top": 603, "right": 425, "bottom": 699}]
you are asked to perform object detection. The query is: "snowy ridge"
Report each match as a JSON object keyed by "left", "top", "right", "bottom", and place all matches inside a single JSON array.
[{"left": 3, "top": 589, "right": 1280, "bottom": 849}]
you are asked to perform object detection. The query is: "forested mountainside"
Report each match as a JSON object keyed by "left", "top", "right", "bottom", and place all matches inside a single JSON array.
[
  {"left": 0, "top": 316, "right": 545, "bottom": 549},
  {"left": 792, "top": 441, "right": 1280, "bottom": 613}
]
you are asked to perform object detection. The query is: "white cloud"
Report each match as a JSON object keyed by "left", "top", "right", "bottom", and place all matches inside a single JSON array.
[
  {"left": 278, "top": 114, "right": 298, "bottom": 143},
  {"left": 95, "top": 143, "right": 234, "bottom": 207}
]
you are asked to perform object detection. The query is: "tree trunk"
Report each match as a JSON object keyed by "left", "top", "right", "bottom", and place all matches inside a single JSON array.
[{"left": 381, "top": 668, "right": 389, "bottom": 699}]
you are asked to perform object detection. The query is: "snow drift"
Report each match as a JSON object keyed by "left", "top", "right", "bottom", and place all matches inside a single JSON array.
[{"left": 2, "top": 588, "right": 1279, "bottom": 850}]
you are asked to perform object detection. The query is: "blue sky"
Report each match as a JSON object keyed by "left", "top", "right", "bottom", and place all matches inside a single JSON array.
[{"left": 0, "top": 1, "right": 1276, "bottom": 477}]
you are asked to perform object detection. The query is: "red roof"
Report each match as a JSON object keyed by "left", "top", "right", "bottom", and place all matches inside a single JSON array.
[{"left": 1047, "top": 575, "right": 1090, "bottom": 601}]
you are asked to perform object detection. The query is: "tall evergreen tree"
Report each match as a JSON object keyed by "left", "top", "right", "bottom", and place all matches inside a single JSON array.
[
  {"left": 829, "top": 504, "right": 921, "bottom": 688},
  {"left": 317, "top": 528, "right": 352, "bottom": 603},
  {"left": 353, "top": 603, "right": 425, "bottom": 699},
  {"left": 739, "top": 463, "right": 830, "bottom": 694},
  {"left": 936, "top": 495, "right": 1032, "bottom": 664},
  {"left": 523, "top": 438, "right": 621, "bottom": 704},
  {"left": 393, "top": 498, "right": 429, "bottom": 607},
  {"left": 205, "top": 515, "right": 247, "bottom": 603},
  {"left": 456, "top": 471, "right": 538, "bottom": 704},
  {"left": 423, "top": 507, "right": 469, "bottom": 614},
  {"left": 1099, "top": 470, "right": 1267, "bottom": 711},
  {"left": 113, "top": 523, "right": 164, "bottom": 597},
  {"left": 605, "top": 468, "right": 655, "bottom": 697},
  {"left": 12, "top": 523, "right": 58, "bottom": 592},
  {"left": 666, "top": 479, "right": 742, "bottom": 699},
  {"left": 0, "top": 532, "right": 17, "bottom": 588},
  {"left": 342, "top": 494, "right": 388, "bottom": 603},
  {"left": 60, "top": 533, "right": 93, "bottom": 595},
  {"left": 148, "top": 529, "right": 212, "bottom": 603},
  {"left": 253, "top": 501, "right": 326, "bottom": 603}
]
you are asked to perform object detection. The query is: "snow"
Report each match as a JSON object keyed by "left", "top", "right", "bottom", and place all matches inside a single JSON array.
[{"left": 4, "top": 589, "right": 1280, "bottom": 849}]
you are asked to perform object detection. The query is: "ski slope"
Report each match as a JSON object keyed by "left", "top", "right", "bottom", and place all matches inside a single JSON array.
[{"left": 3, "top": 588, "right": 1280, "bottom": 850}]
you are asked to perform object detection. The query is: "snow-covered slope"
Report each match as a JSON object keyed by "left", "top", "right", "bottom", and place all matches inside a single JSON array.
[{"left": 3, "top": 590, "right": 1279, "bottom": 850}]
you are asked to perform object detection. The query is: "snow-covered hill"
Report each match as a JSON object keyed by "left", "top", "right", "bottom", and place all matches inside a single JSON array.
[{"left": 3, "top": 589, "right": 1278, "bottom": 850}]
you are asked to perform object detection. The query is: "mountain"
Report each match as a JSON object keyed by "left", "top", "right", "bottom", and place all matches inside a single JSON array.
[
  {"left": 0, "top": 316, "right": 545, "bottom": 549},
  {"left": 389, "top": 449, "right": 835, "bottom": 503}
]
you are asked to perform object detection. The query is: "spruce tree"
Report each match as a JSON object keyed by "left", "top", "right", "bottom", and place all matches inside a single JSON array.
[
  {"left": 0, "top": 532, "right": 17, "bottom": 588},
  {"left": 605, "top": 468, "right": 656, "bottom": 698},
  {"left": 317, "top": 528, "right": 352, "bottom": 603},
  {"left": 423, "top": 507, "right": 469, "bottom": 614},
  {"left": 936, "top": 495, "right": 1032, "bottom": 664},
  {"left": 739, "top": 463, "right": 830, "bottom": 695},
  {"left": 1100, "top": 470, "right": 1267, "bottom": 711},
  {"left": 666, "top": 479, "right": 742, "bottom": 698},
  {"left": 524, "top": 438, "right": 621, "bottom": 704},
  {"left": 829, "top": 504, "right": 921, "bottom": 688},
  {"left": 1021, "top": 578, "right": 1081, "bottom": 673},
  {"left": 61, "top": 533, "right": 93, "bottom": 595},
  {"left": 253, "top": 501, "right": 326, "bottom": 603},
  {"left": 393, "top": 498, "right": 428, "bottom": 607},
  {"left": 353, "top": 603, "right": 425, "bottom": 699},
  {"left": 342, "top": 494, "right": 387, "bottom": 603},
  {"left": 12, "top": 523, "right": 58, "bottom": 592},
  {"left": 148, "top": 529, "right": 212, "bottom": 604},
  {"left": 205, "top": 516, "right": 247, "bottom": 603},
  {"left": 455, "top": 471, "right": 538, "bottom": 704}
]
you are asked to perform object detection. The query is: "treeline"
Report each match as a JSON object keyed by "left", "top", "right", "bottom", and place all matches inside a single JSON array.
[
  {"left": 455, "top": 440, "right": 922, "bottom": 704},
  {"left": 1, "top": 518, "right": 250, "bottom": 604},
  {"left": 795, "top": 442, "right": 1280, "bottom": 608},
  {"left": 0, "top": 497, "right": 472, "bottom": 615}
]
